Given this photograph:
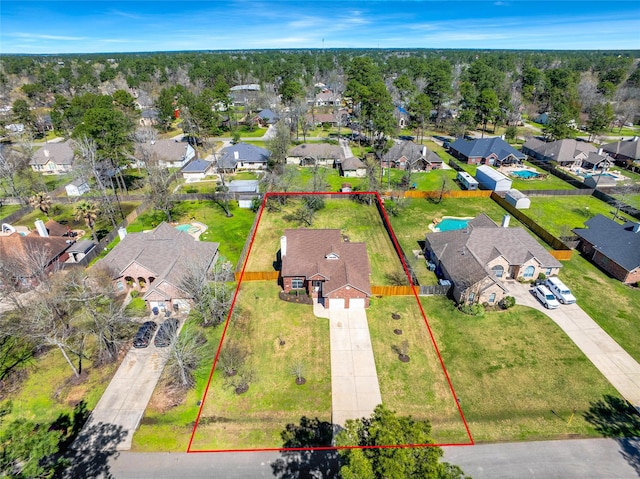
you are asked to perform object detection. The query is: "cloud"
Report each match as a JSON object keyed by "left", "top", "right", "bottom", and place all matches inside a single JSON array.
[{"left": 8, "top": 32, "right": 87, "bottom": 42}]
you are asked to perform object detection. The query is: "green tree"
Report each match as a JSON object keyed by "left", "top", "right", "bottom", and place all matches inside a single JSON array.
[
  {"left": 265, "top": 120, "right": 291, "bottom": 171},
  {"left": 279, "top": 77, "right": 304, "bottom": 106},
  {"left": 335, "top": 404, "right": 469, "bottom": 479},
  {"left": 74, "top": 200, "right": 100, "bottom": 244},
  {"left": 11, "top": 99, "right": 34, "bottom": 131},
  {"left": 587, "top": 102, "right": 615, "bottom": 140},
  {"left": 476, "top": 88, "right": 499, "bottom": 137},
  {"left": 408, "top": 93, "right": 432, "bottom": 144}
]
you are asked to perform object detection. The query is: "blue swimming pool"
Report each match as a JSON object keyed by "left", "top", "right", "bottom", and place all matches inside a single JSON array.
[
  {"left": 175, "top": 224, "right": 199, "bottom": 234},
  {"left": 436, "top": 218, "right": 471, "bottom": 232},
  {"left": 511, "top": 170, "right": 540, "bottom": 179}
]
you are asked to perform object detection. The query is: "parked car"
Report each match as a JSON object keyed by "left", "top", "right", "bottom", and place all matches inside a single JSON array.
[
  {"left": 133, "top": 321, "right": 157, "bottom": 348},
  {"left": 545, "top": 277, "right": 576, "bottom": 304},
  {"left": 532, "top": 285, "right": 560, "bottom": 309},
  {"left": 154, "top": 319, "right": 179, "bottom": 347}
]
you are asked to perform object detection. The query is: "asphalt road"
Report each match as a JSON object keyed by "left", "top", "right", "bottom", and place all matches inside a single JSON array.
[{"left": 99, "top": 438, "right": 639, "bottom": 478}]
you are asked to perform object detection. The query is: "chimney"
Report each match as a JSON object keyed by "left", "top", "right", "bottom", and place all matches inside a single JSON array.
[
  {"left": 633, "top": 223, "right": 640, "bottom": 233},
  {"left": 422, "top": 146, "right": 427, "bottom": 157},
  {"left": 502, "top": 214, "right": 511, "bottom": 228},
  {"left": 234, "top": 151, "right": 239, "bottom": 160},
  {"left": 118, "top": 227, "right": 128, "bottom": 240},
  {"left": 597, "top": 147, "right": 603, "bottom": 155},
  {"left": 34, "top": 219, "right": 48, "bottom": 237},
  {"left": 280, "top": 235, "right": 287, "bottom": 257}
]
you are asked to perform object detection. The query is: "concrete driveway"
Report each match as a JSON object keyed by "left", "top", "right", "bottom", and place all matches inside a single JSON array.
[
  {"left": 75, "top": 317, "right": 179, "bottom": 451},
  {"left": 507, "top": 280, "right": 640, "bottom": 409}
]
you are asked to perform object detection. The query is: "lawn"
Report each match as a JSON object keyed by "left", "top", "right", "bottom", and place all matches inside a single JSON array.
[
  {"left": 422, "top": 296, "right": 622, "bottom": 442},
  {"left": 527, "top": 195, "right": 635, "bottom": 238},
  {"left": 0, "top": 204, "right": 22, "bottom": 219},
  {"left": 188, "top": 281, "right": 332, "bottom": 451},
  {"left": 245, "top": 197, "right": 404, "bottom": 285}
]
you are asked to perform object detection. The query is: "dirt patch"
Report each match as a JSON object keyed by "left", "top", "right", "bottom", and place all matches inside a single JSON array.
[{"left": 147, "top": 381, "right": 188, "bottom": 413}]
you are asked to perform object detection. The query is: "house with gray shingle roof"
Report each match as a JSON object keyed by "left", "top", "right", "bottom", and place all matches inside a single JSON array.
[
  {"left": 573, "top": 214, "right": 640, "bottom": 284},
  {"left": 141, "top": 139, "right": 196, "bottom": 168},
  {"left": 287, "top": 143, "right": 344, "bottom": 167},
  {"left": 424, "top": 213, "right": 562, "bottom": 304},
  {"left": 29, "top": 140, "right": 75, "bottom": 175},
  {"left": 95, "top": 222, "right": 219, "bottom": 312},
  {"left": 522, "top": 138, "right": 597, "bottom": 167},
  {"left": 280, "top": 229, "right": 371, "bottom": 309},
  {"left": 180, "top": 159, "right": 213, "bottom": 181},
  {"left": 449, "top": 137, "right": 525, "bottom": 166},
  {"left": 253, "top": 109, "right": 279, "bottom": 127},
  {"left": 602, "top": 137, "right": 640, "bottom": 165},
  {"left": 217, "top": 143, "right": 271, "bottom": 172},
  {"left": 382, "top": 141, "right": 443, "bottom": 171},
  {"left": 339, "top": 156, "right": 366, "bottom": 178}
]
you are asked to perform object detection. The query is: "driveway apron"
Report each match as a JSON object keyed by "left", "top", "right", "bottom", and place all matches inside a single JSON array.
[
  {"left": 507, "top": 280, "right": 640, "bottom": 410},
  {"left": 321, "top": 305, "right": 382, "bottom": 426}
]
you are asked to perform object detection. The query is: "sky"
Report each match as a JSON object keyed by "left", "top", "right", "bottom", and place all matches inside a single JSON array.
[{"left": 1, "top": 0, "right": 639, "bottom": 54}]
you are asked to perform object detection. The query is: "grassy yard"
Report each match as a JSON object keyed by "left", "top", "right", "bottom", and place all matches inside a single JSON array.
[
  {"left": 422, "top": 296, "right": 622, "bottom": 443},
  {"left": 527, "top": 195, "right": 635, "bottom": 238},
  {"left": 245, "top": 197, "right": 404, "bottom": 285},
  {"left": 0, "top": 204, "right": 22, "bottom": 219},
  {"left": 188, "top": 281, "right": 331, "bottom": 450}
]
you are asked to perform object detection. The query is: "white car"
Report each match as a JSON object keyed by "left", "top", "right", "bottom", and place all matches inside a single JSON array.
[
  {"left": 533, "top": 285, "right": 560, "bottom": 309},
  {"left": 545, "top": 277, "right": 577, "bottom": 305}
]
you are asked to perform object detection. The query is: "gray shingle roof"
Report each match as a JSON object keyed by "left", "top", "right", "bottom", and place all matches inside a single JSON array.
[
  {"left": 30, "top": 140, "right": 75, "bottom": 166},
  {"left": 573, "top": 214, "right": 640, "bottom": 272},
  {"left": 602, "top": 139, "right": 640, "bottom": 161},
  {"left": 218, "top": 143, "right": 271, "bottom": 169},
  {"left": 181, "top": 159, "right": 212, "bottom": 173},
  {"left": 341, "top": 156, "right": 365, "bottom": 170},
  {"left": 450, "top": 137, "right": 525, "bottom": 162},
  {"left": 524, "top": 138, "right": 596, "bottom": 163},
  {"left": 288, "top": 143, "right": 344, "bottom": 160}
]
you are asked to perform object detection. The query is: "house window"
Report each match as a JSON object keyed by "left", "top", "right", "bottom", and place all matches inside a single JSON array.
[
  {"left": 291, "top": 278, "right": 304, "bottom": 289},
  {"left": 545, "top": 268, "right": 552, "bottom": 276},
  {"left": 116, "top": 281, "right": 124, "bottom": 291},
  {"left": 492, "top": 265, "right": 504, "bottom": 278},
  {"left": 523, "top": 266, "right": 535, "bottom": 278},
  {"left": 468, "top": 292, "right": 475, "bottom": 302},
  {"left": 488, "top": 293, "right": 496, "bottom": 303}
]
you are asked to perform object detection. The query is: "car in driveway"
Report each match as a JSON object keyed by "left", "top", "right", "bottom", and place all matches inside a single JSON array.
[
  {"left": 545, "top": 277, "right": 576, "bottom": 304},
  {"left": 133, "top": 321, "right": 157, "bottom": 348},
  {"left": 154, "top": 318, "right": 179, "bottom": 347},
  {"left": 532, "top": 285, "right": 560, "bottom": 309}
]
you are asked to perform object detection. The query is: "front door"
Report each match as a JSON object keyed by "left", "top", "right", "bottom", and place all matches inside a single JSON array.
[{"left": 312, "top": 280, "right": 322, "bottom": 298}]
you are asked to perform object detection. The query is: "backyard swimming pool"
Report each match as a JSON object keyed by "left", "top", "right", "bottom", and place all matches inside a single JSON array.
[
  {"left": 431, "top": 217, "right": 473, "bottom": 232},
  {"left": 511, "top": 170, "right": 540, "bottom": 179}
]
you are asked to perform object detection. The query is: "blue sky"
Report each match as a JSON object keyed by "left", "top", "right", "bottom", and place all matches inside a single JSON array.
[{"left": 1, "top": 1, "right": 639, "bottom": 54}]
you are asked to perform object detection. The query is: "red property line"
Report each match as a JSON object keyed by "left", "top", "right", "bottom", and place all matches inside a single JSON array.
[{"left": 187, "top": 191, "right": 473, "bottom": 453}]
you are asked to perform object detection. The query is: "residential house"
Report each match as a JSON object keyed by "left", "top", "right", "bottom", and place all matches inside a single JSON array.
[
  {"left": 310, "top": 90, "right": 341, "bottom": 107},
  {"left": 449, "top": 137, "right": 525, "bottom": 166},
  {"left": 573, "top": 214, "right": 640, "bottom": 284},
  {"left": 602, "top": 137, "right": 640, "bottom": 166},
  {"left": 394, "top": 105, "right": 410, "bottom": 128},
  {"left": 95, "top": 222, "right": 220, "bottom": 312},
  {"left": 253, "top": 109, "right": 279, "bottom": 127},
  {"left": 142, "top": 139, "right": 196, "bottom": 168},
  {"left": 382, "top": 141, "right": 443, "bottom": 171},
  {"left": 217, "top": 143, "right": 271, "bottom": 172},
  {"left": 581, "top": 151, "right": 614, "bottom": 171},
  {"left": 29, "top": 140, "right": 75, "bottom": 174},
  {"left": 534, "top": 112, "right": 550, "bottom": 125},
  {"left": 522, "top": 138, "right": 597, "bottom": 167},
  {"left": 287, "top": 143, "right": 344, "bottom": 167},
  {"left": 65, "top": 178, "right": 90, "bottom": 197},
  {"left": 424, "top": 213, "right": 562, "bottom": 304},
  {"left": 279, "top": 229, "right": 371, "bottom": 309},
  {"left": 475, "top": 165, "right": 512, "bottom": 192},
  {"left": 339, "top": 157, "right": 366, "bottom": 178},
  {"left": 305, "top": 112, "right": 342, "bottom": 127},
  {"left": 139, "top": 109, "right": 159, "bottom": 127},
  {"left": 230, "top": 84, "right": 261, "bottom": 107},
  {"left": 181, "top": 159, "right": 213, "bottom": 181}
]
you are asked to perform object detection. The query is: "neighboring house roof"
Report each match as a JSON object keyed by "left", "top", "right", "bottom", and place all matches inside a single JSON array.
[
  {"left": 218, "top": 143, "right": 271, "bottom": 169},
  {"left": 573, "top": 214, "right": 640, "bottom": 272},
  {"left": 582, "top": 152, "right": 613, "bottom": 168},
  {"left": 27, "top": 220, "right": 72, "bottom": 238},
  {"left": 181, "top": 159, "right": 212, "bottom": 174},
  {"left": 29, "top": 140, "right": 75, "bottom": 166},
  {"left": 68, "top": 178, "right": 88, "bottom": 188},
  {"left": 256, "top": 109, "right": 279, "bottom": 123},
  {"left": 227, "top": 180, "right": 259, "bottom": 193},
  {"left": 534, "top": 113, "right": 549, "bottom": 125},
  {"left": 306, "top": 113, "right": 340, "bottom": 123},
  {"left": 66, "top": 240, "right": 95, "bottom": 255},
  {"left": 141, "top": 109, "right": 159, "bottom": 119},
  {"left": 0, "top": 234, "right": 72, "bottom": 276},
  {"left": 383, "top": 141, "right": 442, "bottom": 166},
  {"left": 602, "top": 138, "right": 640, "bottom": 161},
  {"left": 584, "top": 175, "right": 617, "bottom": 188},
  {"left": 230, "top": 84, "right": 260, "bottom": 91},
  {"left": 95, "top": 222, "right": 219, "bottom": 300},
  {"left": 341, "top": 156, "right": 365, "bottom": 171},
  {"left": 288, "top": 143, "right": 344, "bottom": 160},
  {"left": 281, "top": 229, "right": 371, "bottom": 297},
  {"left": 426, "top": 213, "right": 561, "bottom": 288},
  {"left": 450, "top": 137, "right": 525, "bottom": 162},
  {"left": 144, "top": 139, "right": 195, "bottom": 164},
  {"left": 523, "top": 138, "right": 597, "bottom": 163}
]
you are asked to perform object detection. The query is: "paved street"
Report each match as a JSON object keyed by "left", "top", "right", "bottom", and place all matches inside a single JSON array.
[{"left": 507, "top": 280, "right": 640, "bottom": 410}]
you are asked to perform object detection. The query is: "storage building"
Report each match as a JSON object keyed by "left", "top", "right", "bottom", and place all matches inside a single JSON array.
[{"left": 475, "top": 165, "right": 512, "bottom": 192}]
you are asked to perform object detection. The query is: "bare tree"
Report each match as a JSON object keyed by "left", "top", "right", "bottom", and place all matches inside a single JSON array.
[
  {"left": 163, "top": 324, "right": 206, "bottom": 390},
  {"left": 132, "top": 127, "right": 158, "bottom": 171},
  {"left": 218, "top": 341, "right": 247, "bottom": 377},
  {"left": 144, "top": 162, "right": 175, "bottom": 222},
  {"left": 180, "top": 258, "right": 232, "bottom": 326},
  {"left": 0, "top": 142, "right": 33, "bottom": 204}
]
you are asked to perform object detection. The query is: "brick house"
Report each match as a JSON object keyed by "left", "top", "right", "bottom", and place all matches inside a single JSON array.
[
  {"left": 95, "top": 222, "right": 219, "bottom": 312},
  {"left": 424, "top": 214, "right": 562, "bottom": 305},
  {"left": 573, "top": 214, "right": 640, "bottom": 284},
  {"left": 279, "top": 229, "right": 371, "bottom": 309},
  {"left": 449, "top": 137, "right": 525, "bottom": 166},
  {"left": 382, "top": 141, "right": 443, "bottom": 171}
]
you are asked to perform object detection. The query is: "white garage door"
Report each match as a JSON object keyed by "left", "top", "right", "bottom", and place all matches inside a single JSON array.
[
  {"left": 329, "top": 298, "right": 345, "bottom": 310},
  {"left": 349, "top": 298, "right": 366, "bottom": 309}
]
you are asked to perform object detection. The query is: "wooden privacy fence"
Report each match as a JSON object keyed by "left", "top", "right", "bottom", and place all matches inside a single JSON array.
[
  {"left": 235, "top": 271, "right": 279, "bottom": 281},
  {"left": 371, "top": 285, "right": 414, "bottom": 296},
  {"left": 403, "top": 190, "right": 491, "bottom": 199}
]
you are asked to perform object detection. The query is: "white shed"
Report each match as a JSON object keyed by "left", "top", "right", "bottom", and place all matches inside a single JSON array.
[
  {"left": 65, "top": 178, "right": 90, "bottom": 197},
  {"left": 505, "top": 189, "right": 531, "bottom": 209},
  {"left": 475, "top": 165, "right": 512, "bottom": 192}
]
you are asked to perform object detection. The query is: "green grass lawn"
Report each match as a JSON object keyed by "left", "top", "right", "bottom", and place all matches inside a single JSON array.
[
  {"left": 188, "top": 281, "right": 331, "bottom": 450},
  {"left": 527, "top": 195, "right": 635, "bottom": 238},
  {"left": 422, "top": 296, "right": 622, "bottom": 443},
  {"left": 245, "top": 197, "right": 403, "bottom": 285},
  {"left": 0, "top": 204, "right": 22, "bottom": 219}
]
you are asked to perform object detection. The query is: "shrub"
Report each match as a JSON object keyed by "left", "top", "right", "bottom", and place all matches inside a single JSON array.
[
  {"left": 125, "top": 297, "right": 148, "bottom": 317},
  {"left": 499, "top": 295, "right": 516, "bottom": 309},
  {"left": 459, "top": 302, "right": 485, "bottom": 317},
  {"left": 537, "top": 272, "right": 547, "bottom": 281},
  {"left": 130, "top": 290, "right": 139, "bottom": 298}
]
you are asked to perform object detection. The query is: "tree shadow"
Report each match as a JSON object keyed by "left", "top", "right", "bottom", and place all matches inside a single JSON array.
[
  {"left": 59, "top": 417, "right": 126, "bottom": 479},
  {"left": 271, "top": 416, "right": 340, "bottom": 479},
  {"left": 584, "top": 394, "right": 640, "bottom": 475}
]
